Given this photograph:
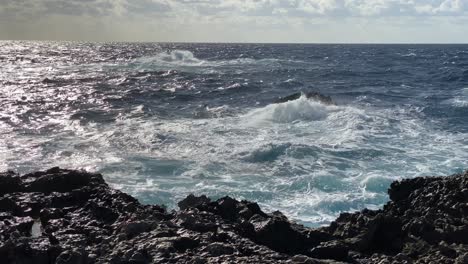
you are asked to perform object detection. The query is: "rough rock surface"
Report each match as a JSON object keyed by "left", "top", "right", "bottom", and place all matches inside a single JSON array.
[
  {"left": 274, "top": 91, "right": 334, "bottom": 105},
  {"left": 1, "top": 168, "right": 468, "bottom": 263}
]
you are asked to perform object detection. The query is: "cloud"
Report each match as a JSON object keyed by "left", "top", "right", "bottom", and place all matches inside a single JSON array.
[
  {"left": 414, "top": 0, "right": 466, "bottom": 15},
  {"left": 2, "top": 0, "right": 467, "bottom": 19},
  {"left": 124, "top": 0, "right": 172, "bottom": 15},
  {"left": 0, "top": 0, "right": 467, "bottom": 42}
]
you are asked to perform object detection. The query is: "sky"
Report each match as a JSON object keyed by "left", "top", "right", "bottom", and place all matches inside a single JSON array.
[{"left": 0, "top": 0, "right": 467, "bottom": 43}]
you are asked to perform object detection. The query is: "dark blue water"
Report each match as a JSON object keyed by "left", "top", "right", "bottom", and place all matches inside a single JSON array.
[{"left": 1, "top": 41, "right": 467, "bottom": 226}]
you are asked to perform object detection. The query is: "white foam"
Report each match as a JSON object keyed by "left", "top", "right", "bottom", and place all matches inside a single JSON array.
[
  {"left": 5, "top": 93, "right": 467, "bottom": 226},
  {"left": 442, "top": 87, "right": 468, "bottom": 108},
  {"left": 243, "top": 95, "right": 336, "bottom": 124},
  {"left": 402, "top": 52, "right": 417, "bottom": 57},
  {"left": 123, "top": 50, "right": 283, "bottom": 73},
  {"left": 451, "top": 97, "right": 468, "bottom": 107},
  {"left": 139, "top": 50, "right": 205, "bottom": 67}
]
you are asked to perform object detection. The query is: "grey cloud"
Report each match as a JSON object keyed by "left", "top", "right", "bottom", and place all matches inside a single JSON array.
[
  {"left": 0, "top": 0, "right": 117, "bottom": 20},
  {"left": 42, "top": 0, "right": 114, "bottom": 16},
  {"left": 168, "top": 0, "right": 467, "bottom": 18},
  {"left": 0, "top": 0, "right": 467, "bottom": 42},
  {"left": 124, "top": 0, "right": 172, "bottom": 15},
  {"left": 1, "top": 0, "right": 466, "bottom": 20}
]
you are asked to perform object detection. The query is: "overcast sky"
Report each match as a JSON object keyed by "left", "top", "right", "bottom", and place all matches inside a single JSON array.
[{"left": 0, "top": 0, "right": 467, "bottom": 43}]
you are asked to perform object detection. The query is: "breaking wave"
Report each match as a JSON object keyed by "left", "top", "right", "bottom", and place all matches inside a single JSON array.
[{"left": 2, "top": 42, "right": 468, "bottom": 227}]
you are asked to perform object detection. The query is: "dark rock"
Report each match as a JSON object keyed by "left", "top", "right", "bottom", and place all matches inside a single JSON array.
[
  {"left": 310, "top": 241, "right": 349, "bottom": 261},
  {"left": 204, "top": 242, "right": 234, "bottom": 257},
  {"left": 0, "top": 171, "right": 22, "bottom": 195},
  {"left": 55, "top": 249, "right": 87, "bottom": 264},
  {"left": 274, "top": 91, "right": 334, "bottom": 105},
  {"left": 174, "top": 211, "right": 218, "bottom": 232},
  {"left": 249, "top": 212, "right": 314, "bottom": 255},
  {"left": 216, "top": 196, "right": 240, "bottom": 220},
  {"left": 83, "top": 201, "right": 118, "bottom": 223},
  {"left": 363, "top": 215, "right": 403, "bottom": 252},
  {"left": 177, "top": 194, "right": 210, "bottom": 210},
  {"left": 39, "top": 208, "right": 65, "bottom": 223},
  {"left": 128, "top": 249, "right": 152, "bottom": 264},
  {"left": 456, "top": 253, "right": 468, "bottom": 264},
  {"left": 388, "top": 176, "right": 441, "bottom": 202},
  {"left": 24, "top": 169, "right": 105, "bottom": 193},
  {"left": 173, "top": 236, "right": 200, "bottom": 252},
  {"left": 1, "top": 167, "right": 468, "bottom": 263},
  {"left": 0, "top": 197, "right": 23, "bottom": 215},
  {"left": 120, "top": 221, "right": 152, "bottom": 239},
  {"left": 289, "top": 254, "right": 323, "bottom": 263}
]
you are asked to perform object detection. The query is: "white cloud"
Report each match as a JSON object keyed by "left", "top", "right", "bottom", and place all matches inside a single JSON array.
[
  {"left": 344, "top": 0, "right": 391, "bottom": 16},
  {"left": 0, "top": 0, "right": 467, "bottom": 42},
  {"left": 296, "top": 0, "right": 340, "bottom": 14}
]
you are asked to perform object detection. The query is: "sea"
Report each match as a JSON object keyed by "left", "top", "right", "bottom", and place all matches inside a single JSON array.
[{"left": 1, "top": 41, "right": 467, "bottom": 226}]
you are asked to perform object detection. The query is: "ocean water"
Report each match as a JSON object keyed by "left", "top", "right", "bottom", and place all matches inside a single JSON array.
[{"left": 1, "top": 41, "right": 467, "bottom": 226}]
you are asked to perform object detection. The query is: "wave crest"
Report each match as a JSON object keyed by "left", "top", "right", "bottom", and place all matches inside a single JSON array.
[
  {"left": 139, "top": 50, "right": 205, "bottom": 66},
  {"left": 243, "top": 95, "right": 337, "bottom": 124},
  {"left": 160, "top": 50, "right": 203, "bottom": 64},
  {"left": 130, "top": 50, "right": 283, "bottom": 72}
]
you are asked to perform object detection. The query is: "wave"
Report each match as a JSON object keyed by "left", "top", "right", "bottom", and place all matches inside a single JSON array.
[
  {"left": 241, "top": 143, "right": 291, "bottom": 163},
  {"left": 8, "top": 92, "right": 468, "bottom": 227},
  {"left": 401, "top": 52, "right": 417, "bottom": 57},
  {"left": 138, "top": 50, "right": 206, "bottom": 67},
  {"left": 442, "top": 87, "right": 468, "bottom": 108},
  {"left": 4, "top": 41, "right": 468, "bottom": 228},
  {"left": 131, "top": 50, "right": 283, "bottom": 72},
  {"left": 448, "top": 97, "right": 468, "bottom": 108},
  {"left": 242, "top": 95, "right": 338, "bottom": 124}
]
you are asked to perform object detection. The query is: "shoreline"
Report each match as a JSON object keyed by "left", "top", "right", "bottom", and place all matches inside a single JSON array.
[{"left": 1, "top": 167, "right": 468, "bottom": 263}]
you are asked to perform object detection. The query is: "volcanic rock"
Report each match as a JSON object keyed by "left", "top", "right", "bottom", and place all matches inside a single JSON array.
[
  {"left": 1, "top": 168, "right": 468, "bottom": 263},
  {"left": 274, "top": 91, "right": 334, "bottom": 105}
]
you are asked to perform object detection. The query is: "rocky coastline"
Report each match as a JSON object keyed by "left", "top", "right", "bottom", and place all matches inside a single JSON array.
[{"left": 1, "top": 168, "right": 468, "bottom": 263}]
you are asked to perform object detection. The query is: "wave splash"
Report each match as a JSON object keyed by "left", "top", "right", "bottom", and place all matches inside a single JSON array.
[
  {"left": 5, "top": 89, "right": 467, "bottom": 226},
  {"left": 131, "top": 50, "right": 282, "bottom": 71},
  {"left": 4, "top": 42, "right": 468, "bottom": 228},
  {"left": 139, "top": 50, "right": 205, "bottom": 66},
  {"left": 243, "top": 95, "right": 337, "bottom": 124}
]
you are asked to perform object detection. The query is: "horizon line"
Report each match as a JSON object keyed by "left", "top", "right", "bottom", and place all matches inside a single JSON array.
[{"left": 1, "top": 39, "right": 468, "bottom": 45}]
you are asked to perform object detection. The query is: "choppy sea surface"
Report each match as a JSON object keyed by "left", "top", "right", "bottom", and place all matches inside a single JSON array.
[{"left": 1, "top": 41, "right": 467, "bottom": 226}]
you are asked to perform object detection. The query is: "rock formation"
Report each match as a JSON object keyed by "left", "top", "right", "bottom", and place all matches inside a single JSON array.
[
  {"left": 1, "top": 167, "right": 468, "bottom": 263},
  {"left": 274, "top": 92, "right": 334, "bottom": 105}
]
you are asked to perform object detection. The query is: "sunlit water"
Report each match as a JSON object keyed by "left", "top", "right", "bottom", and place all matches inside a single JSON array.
[{"left": 1, "top": 42, "right": 467, "bottom": 226}]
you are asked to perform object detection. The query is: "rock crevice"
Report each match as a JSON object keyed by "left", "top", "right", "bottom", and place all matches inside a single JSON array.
[{"left": 1, "top": 168, "right": 468, "bottom": 263}]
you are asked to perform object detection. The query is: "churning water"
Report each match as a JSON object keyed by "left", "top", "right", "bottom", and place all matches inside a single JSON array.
[{"left": 1, "top": 42, "right": 467, "bottom": 226}]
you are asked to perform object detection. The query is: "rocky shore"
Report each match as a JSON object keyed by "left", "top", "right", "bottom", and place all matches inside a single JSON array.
[{"left": 1, "top": 168, "right": 468, "bottom": 263}]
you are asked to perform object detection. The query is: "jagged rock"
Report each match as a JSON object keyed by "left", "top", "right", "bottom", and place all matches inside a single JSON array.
[
  {"left": 248, "top": 212, "right": 316, "bottom": 255},
  {"left": 289, "top": 255, "right": 323, "bottom": 263},
  {"left": 1, "top": 168, "right": 468, "bottom": 263},
  {"left": 120, "top": 221, "right": 153, "bottom": 239},
  {"left": 177, "top": 194, "right": 210, "bottom": 210},
  {"left": 456, "top": 253, "right": 468, "bottom": 264},
  {"left": 274, "top": 91, "right": 334, "bottom": 105},
  {"left": 173, "top": 236, "right": 200, "bottom": 252},
  {"left": 360, "top": 214, "right": 403, "bottom": 252},
  {"left": 388, "top": 176, "right": 441, "bottom": 202},
  {"left": 0, "top": 171, "right": 22, "bottom": 195},
  {"left": 204, "top": 242, "right": 234, "bottom": 256},
  {"left": 216, "top": 196, "right": 241, "bottom": 220},
  {"left": 174, "top": 210, "right": 218, "bottom": 232},
  {"left": 23, "top": 168, "right": 105, "bottom": 193},
  {"left": 55, "top": 249, "right": 87, "bottom": 264},
  {"left": 310, "top": 241, "right": 349, "bottom": 261}
]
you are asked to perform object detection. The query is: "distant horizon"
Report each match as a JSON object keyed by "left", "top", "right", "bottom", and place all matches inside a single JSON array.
[{"left": 2, "top": 39, "right": 468, "bottom": 45}]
